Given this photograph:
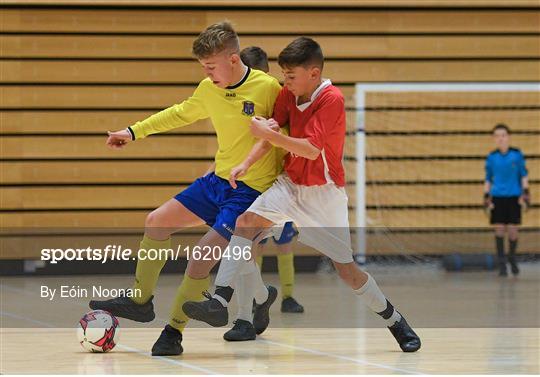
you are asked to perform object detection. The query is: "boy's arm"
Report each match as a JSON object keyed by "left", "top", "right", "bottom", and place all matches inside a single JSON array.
[
  {"left": 520, "top": 153, "right": 530, "bottom": 206},
  {"left": 229, "top": 139, "right": 272, "bottom": 189},
  {"left": 484, "top": 156, "right": 493, "bottom": 208},
  {"left": 129, "top": 93, "right": 207, "bottom": 140},
  {"left": 261, "top": 126, "right": 320, "bottom": 160},
  {"left": 483, "top": 181, "right": 492, "bottom": 209},
  {"left": 254, "top": 92, "right": 343, "bottom": 160},
  {"left": 250, "top": 110, "right": 322, "bottom": 160},
  {"left": 521, "top": 176, "right": 530, "bottom": 207},
  {"left": 106, "top": 84, "right": 208, "bottom": 148}
]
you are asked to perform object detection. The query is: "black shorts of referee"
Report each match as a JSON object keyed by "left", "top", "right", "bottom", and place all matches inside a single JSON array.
[{"left": 490, "top": 196, "right": 521, "bottom": 225}]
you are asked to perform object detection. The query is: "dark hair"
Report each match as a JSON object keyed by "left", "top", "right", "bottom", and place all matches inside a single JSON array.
[
  {"left": 492, "top": 123, "right": 511, "bottom": 134},
  {"left": 240, "top": 46, "right": 269, "bottom": 73},
  {"left": 278, "top": 37, "right": 324, "bottom": 70},
  {"left": 192, "top": 21, "right": 239, "bottom": 59}
]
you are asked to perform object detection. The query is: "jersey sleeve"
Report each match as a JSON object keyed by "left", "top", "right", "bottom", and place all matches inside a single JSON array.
[
  {"left": 272, "top": 87, "right": 290, "bottom": 128},
  {"left": 266, "top": 78, "right": 282, "bottom": 119},
  {"left": 485, "top": 155, "right": 493, "bottom": 183},
  {"left": 130, "top": 82, "right": 209, "bottom": 140},
  {"left": 304, "top": 93, "right": 345, "bottom": 150},
  {"left": 518, "top": 151, "right": 528, "bottom": 177}
]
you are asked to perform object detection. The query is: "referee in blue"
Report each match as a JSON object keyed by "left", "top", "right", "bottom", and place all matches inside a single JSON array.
[{"left": 484, "top": 124, "right": 530, "bottom": 276}]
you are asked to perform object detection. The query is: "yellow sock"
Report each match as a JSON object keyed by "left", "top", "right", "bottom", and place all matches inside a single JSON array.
[
  {"left": 278, "top": 253, "right": 294, "bottom": 298},
  {"left": 256, "top": 255, "right": 263, "bottom": 270},
  {"left": 131, "top": 235, "right": 170, "bottom": 304},
  {"left": 169, "top": 275, "right": 211, "bottom": 332}
]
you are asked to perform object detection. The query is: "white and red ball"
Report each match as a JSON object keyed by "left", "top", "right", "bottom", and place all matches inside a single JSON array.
[{"left": 77, "top": 310, "right": 120, "bottom": 352}]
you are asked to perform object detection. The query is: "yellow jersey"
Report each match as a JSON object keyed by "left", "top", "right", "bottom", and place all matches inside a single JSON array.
[{"left": 130, "top": 67, "right": 283, "bottom": 192}]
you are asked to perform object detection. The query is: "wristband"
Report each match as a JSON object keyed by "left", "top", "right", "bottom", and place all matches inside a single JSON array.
[{"left": 126, "top": 126, "right": 135, "bottom": 141}]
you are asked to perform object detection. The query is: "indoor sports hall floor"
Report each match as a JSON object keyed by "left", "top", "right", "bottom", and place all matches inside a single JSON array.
[{"left": 1, "top": 264, "right": 539, "bottom": 374}]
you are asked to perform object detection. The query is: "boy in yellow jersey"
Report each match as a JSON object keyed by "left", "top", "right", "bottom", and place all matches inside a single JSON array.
[{"left": 89, "top": 22, "right": 281, "bottom": 356}]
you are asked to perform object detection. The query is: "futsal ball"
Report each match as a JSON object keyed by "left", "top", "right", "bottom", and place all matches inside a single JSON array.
[{"left": 77, "top": 310, "right": 120, "bottom": 352}]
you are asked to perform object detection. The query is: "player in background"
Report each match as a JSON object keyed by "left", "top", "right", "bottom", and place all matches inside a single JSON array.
[
  {"left": 183, "top": 37, "right": 421, "bottom": 352},
  {"left": 484, "top": 123, "right": 530, "bottom": 276},
  {"left": 240, "top": 46, "right": 270, "bottom": 73},
  {"left": 90, "top": 22, "right": 282, "bottom": 356}
]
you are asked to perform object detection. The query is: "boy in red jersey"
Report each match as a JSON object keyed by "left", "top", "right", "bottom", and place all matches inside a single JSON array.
[{"left": 184, "top": 37, "right": 421, "bottom": 352}]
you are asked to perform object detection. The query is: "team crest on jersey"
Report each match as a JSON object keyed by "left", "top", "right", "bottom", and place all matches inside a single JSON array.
[{"left": 242, "top": 101, "right": 255, "bottom": 116}]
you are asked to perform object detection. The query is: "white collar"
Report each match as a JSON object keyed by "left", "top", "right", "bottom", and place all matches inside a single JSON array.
[{"left": 296, "top": 79, "right": 332, "bottom": 112}]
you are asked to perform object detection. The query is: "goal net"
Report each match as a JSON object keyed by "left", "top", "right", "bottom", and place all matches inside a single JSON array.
[{"left": 352, "top": 83, "right": 540, "bottom": 265}]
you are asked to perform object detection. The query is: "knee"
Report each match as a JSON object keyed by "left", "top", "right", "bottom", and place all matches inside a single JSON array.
[
  {"left": 145, "top": 210, "right": 161, "bottom": 229},
  {"left": 235, "top": 212, "right": 257, "bottom": 229},
  {"left": 186, "top": 259, "right": 212, "bottom": 279},
  {"left": 508, "top": 226, "right": 519, "bottom": 240},
  {"left": 234, "top": 212, "right": 272, "bottom": 240},
  {"left": 494, "top": 225, "right": 506, "bottom": 237},
  {"left": 144, "top": 210, "right": 172, "bottom": 239}
]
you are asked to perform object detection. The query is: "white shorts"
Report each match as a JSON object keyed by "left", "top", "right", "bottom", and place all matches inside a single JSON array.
[{"left": 247, "top": 174, "right": 353, "bottom": 263}]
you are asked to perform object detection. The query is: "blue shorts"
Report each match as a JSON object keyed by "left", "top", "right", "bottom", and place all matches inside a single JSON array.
[
  {"left": 174, "top": 173, "right": 261, "bottom": 241},
  {"left": 259, "top": 221, "right": 298, "bottom": 245}
]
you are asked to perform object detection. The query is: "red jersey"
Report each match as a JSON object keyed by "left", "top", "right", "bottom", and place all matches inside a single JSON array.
[{"left": 272, "top": 81, "right": 346, "bottom": 187}]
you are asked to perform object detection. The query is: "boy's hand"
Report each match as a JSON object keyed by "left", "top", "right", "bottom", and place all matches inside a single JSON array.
[
  {"left": 250, "top": 116, "right": 276, "bottom": 140},
  {"left": 229, "top": 162, "right": 249, "bottom": 189},
  {"left": 483, "top": 193, "right": 493, "bottom": 217},
  {"left": 267, "top": 118, "right": 280, "bottom": 132},
  {"left": 106, "top": 129, "right": 132, "bottom": 149},
  {"left": 520, "top": 188, "right": 531, "bottom": 211}
]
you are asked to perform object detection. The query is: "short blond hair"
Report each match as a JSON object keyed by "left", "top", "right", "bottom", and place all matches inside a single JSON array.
[{"left": 192, "top": 21, "right": 240, "bottom": 59}]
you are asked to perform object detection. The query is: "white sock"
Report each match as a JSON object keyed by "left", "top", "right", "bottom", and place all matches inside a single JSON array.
[
  {"left": 355, "top": 273, "right": 401, "bottom": 326},
  {"left": 213, "top": 294, "right": 228, "bottom": 307},
  {"left": 242, "top": 260, "right": 268, "bottom": 304},
  {"left": 235, "top": 272, "right": 255, "bottom": 322},
  {"left": 386, "top": 309, "right": 402, "bottom": 327},
  {"left": 215, "top": 235, "right": 252, "bottom": 288}
]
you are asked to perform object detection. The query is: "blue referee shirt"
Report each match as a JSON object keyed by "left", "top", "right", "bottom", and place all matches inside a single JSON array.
[{"left": 485, "top": 147, "right": 528, "bottom": 197}]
